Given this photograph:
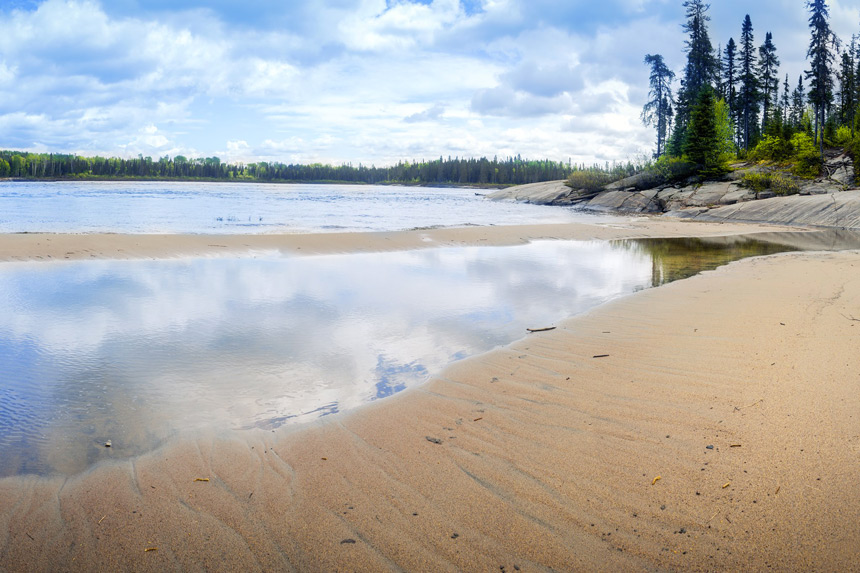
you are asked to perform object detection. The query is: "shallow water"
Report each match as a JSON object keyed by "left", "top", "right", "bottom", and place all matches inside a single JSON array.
[
  {"left": 0, "top": 235, "right": 807, "bottom": 477},
  {"left": 0, "top": 181, "right": 602, "bottom": 234}
]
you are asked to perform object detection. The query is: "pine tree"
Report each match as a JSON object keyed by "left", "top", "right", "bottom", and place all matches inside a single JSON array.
[
  {"left": 684, "top": 85, "right": 722, "bottom": 175},
  {"left": 806, "top": 0, "right": 838, "bottom": 156},
  {"left": 781, "top": 74, "right": 791, "bottom": 126},
  {"left": 642, "top": 54, "right": 676, "bottom": 158},
  {"left": 792, "top": 75, "right": 806, "bottom": 129},
  {"left": 758, "top": 32, "right": 780, "bottom": 133},
  {"left": 677, "top": 1, "right": 718, "bottom": 129},
  {"left": 837, "top": 47, "right": 855, "bottom": 130},
  {"left": 722, "top": 38, "right": 738, "bottom": 120},
  {"left": 738, "top": 15, "right": 760, "bottom": 150}
]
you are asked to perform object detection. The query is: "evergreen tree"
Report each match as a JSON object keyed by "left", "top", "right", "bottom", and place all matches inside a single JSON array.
[
  {"left": 722, "top": 38, "right": 738, "bottom": 120},
  {"left": 738, "top": 14, "right": 760, "bottom": 150},
  {"left": 758, "top": 32, "right": 780, "bottom": 132},
  {"left": 678, "top": 1, "right": 718, "bottom": 129},
  {"left": 837, "top": 48, "right": 856, "bottom": 130},
  {"left": 781, "top": 74, "right": 791, "bottom": 126},
  {"left": 642, "top": 54, "right": 676, "bottom": 158},
  {"left": 792, "top": 75, "right": 806, "bottom": 129},
  {"left": 806, "top": 0, "right": 838, "bottom": 156},
  {"left": 684, "top": 86, "right": 723, "bottom": 175}
]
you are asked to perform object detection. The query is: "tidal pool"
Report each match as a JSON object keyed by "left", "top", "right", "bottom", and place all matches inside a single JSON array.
[{"left": 0, "top": 236, "right": 800, "bottom": 477}]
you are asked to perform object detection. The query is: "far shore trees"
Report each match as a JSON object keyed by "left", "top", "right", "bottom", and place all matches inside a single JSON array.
[{"left": 642, "top": 54, "right": 676, "bottom": 158}]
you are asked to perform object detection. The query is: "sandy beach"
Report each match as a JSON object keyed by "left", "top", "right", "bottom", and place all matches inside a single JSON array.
[{"left": 1, "top": 219, "right": 859, "bottom": 571}]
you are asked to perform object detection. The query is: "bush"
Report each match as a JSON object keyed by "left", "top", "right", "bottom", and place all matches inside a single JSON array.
[
  {"left": 648, "top": 155, "right": 697, "bottom": 182},
  {"left": 790, "top": 132, "right": 821, "bottom": 178},
  {"left": 742, "top": 171, "right": 771, "bottom": 193},
  {"left": 770, "top": 173, "right": 801, "bottom": 195},
  {"left": 836, "top": 125, "right": 853, "bottom": 147},
  {"left": 741, "top": 171, "right": 800, "bottom": 196},
  {"left": 749, "top": 135, "right": 793, "bottom": 162},
  {"left": 565, "top": 169, "right": 618, "bottom": 192}
]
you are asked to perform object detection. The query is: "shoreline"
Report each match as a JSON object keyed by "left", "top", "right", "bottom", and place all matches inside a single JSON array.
[
  {"left": 2, "top": 221, "right": 859, "bottom": 570},
  {"left": 0, "top": 218, "right": 801, "bottom": 263}
]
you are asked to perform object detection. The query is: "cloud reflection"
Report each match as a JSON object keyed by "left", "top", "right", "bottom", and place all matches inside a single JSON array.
[{"left": 0, "top": 241, "right": 653, "bottom": 476}]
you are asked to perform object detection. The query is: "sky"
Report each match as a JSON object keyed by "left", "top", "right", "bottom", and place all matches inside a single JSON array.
[{"left": 0, "top": 0, "right": 859, "bottom": 167}]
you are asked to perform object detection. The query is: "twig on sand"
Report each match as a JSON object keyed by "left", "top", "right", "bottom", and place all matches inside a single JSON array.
[
  {"left": 527, "top": 326, "right": 556, "bottom": 333},
  {"left": 734, "top": 399, "right": 763, "bottom": 412},
  {"left": 840, "top": 313, "right": 860, "bottom": 322},
  {"left": 194, "top": 478, "right": 210, "bottom": 482},
  {"left": 97, "top": 515, "right": 106, "bottom": 524}
]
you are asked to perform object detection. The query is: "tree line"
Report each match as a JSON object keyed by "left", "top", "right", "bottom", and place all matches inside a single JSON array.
[
  {"left": 642, "top": 0, "right": 855, "bottom": 178},
  {"left": 0, "top": 150, "right": 580, "bottom": 187}
]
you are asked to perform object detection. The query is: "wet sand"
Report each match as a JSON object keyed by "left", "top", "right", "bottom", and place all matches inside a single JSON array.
[
  {"left": 2, "top": 221, "right": 860, "bottom": 571},
  {"left": 0, "top": 218, "right": 788, "bottom": 262}
]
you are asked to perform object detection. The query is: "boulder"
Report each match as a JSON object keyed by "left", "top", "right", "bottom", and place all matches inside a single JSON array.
[{"left": 485, "top": 180, "right": 571, "bottom": 205}]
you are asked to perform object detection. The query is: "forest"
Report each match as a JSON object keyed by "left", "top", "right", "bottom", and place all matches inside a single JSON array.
[
  {"left": 639, "top": 0, "right": 858, "bottom": 181},
  {"left": 0, "top": 150, "right": 582, "bottom": 187}
]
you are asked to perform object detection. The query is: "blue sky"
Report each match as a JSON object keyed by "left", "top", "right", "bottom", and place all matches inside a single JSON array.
[{"left": 0, "top": 0, "right": 858, "bottom": 166}]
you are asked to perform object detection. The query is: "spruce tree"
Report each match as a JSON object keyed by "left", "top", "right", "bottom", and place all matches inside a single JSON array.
[
  {"left": 792, "top": 75, "right": 806, "bottom": 129},
  {"left": 684, "top": 86, "right": 722, "bottom": 175},
  {"left": 806, "top": 0, "right": 838, "bottom": 156},
  {"left": 642, "top": 54, "right": 676, "bottom": 158},
  {"left": 782, "top": 74, "right": 791, "bottom": 126},
  {"left": 758, "top": 32, "right": 780, "bottom": 133},
  {"left": 837, "top": 49, "right": 855, "bottom": 129},
  {"left": 678, "top": 1, "right": 718, "bottom": 129},
  {"left": 738, "top": 15, "right": 760, "bottom": 151},
  {"left": 722, "top": 38, "right": 738, "bottom": 121}
]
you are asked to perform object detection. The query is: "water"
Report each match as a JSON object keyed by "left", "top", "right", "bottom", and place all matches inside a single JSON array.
[
  {"left": 0, "top": 181, "right": 600, "bottom": 234},
  {"left": 0, "top": 236, "right": 804, "bottom": 478}
]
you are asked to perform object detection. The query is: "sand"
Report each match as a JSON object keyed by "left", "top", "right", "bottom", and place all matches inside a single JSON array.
[
  {"left": 0, "top": 218, "right": 790, "bottom": 262},
  {"left": 1, "top": 220, "right": 860, "bottom": 571}
]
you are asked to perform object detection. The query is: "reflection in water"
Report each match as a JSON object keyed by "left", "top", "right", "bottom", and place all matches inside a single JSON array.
[
  {"left": 0, "top": 236, "right": 804, "bottom": 477},
  {"left": 613, "top": 236, "right": 800, "bottom": 286}
]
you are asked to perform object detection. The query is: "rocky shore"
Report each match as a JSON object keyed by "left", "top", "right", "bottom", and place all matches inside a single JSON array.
[{"left": 488, "top": 151, "right": 860, "bottom": 229}]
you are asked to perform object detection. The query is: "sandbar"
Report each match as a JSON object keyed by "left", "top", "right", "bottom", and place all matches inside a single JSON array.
[
  {"left": 0, "top": 218, "right": 795, "bottom": 262},
  {"left": 1, "top": 219, "right": 859, "bottom": 571}
]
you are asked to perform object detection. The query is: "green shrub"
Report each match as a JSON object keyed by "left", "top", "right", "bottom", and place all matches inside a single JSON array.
[
  {"left": 770, "top": 172, "right": 800, "bottom": 195},
  {"left": 742, "top": 171, "right": 771, "bottom": 193},
  {"left": 790, "top": 133, "right": 821, "bottom": 178},
  {"left": 742, "top": 171, "right": 800, "bottom": 196},
  {"left": 836, "top": 125, "right": 853, "bottom": 147},
  {"left": 649, "top": 155, "right": 697, "bottom": 182},
  {"left": 565, "top": 169, "right": 618, "bottom": 192},
  {"left": 750, "top": 135, "right": 793, "bottom": 162}
]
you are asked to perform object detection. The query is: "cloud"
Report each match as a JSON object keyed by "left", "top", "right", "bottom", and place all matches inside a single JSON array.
[
  {"left": 0, "top": 0, "right": 848, "bottom": 166},
  {"left": 404, "top": 104, "right": 446, "bottom": 123}
]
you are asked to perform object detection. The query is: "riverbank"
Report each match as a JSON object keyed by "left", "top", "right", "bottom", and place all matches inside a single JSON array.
[
  {"left": 1, "top": 221, "right": 859, "bottom": 571},
  {"left": 0, "top": 218, "right": 793, "bottom": 262}
]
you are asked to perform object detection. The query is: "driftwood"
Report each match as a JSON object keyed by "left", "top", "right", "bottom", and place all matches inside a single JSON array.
[{"left": 527, "top": 326, "right": 556, "bottom": 333}]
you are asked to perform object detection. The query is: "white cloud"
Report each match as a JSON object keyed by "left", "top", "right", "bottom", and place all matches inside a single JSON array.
[{"left": 0, "top": 0, "right": 847, "bottom": 165}]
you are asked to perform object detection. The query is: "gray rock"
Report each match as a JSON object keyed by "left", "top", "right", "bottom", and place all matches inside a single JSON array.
[
  {"left": 585, "top": 190, "right": 632, "bottom": 211},
  {"left": 485, "top": 180, "right": 571, "bottom": 205},
  {"left": 685, "top": 189, "right": 860, "bottom": 229}
]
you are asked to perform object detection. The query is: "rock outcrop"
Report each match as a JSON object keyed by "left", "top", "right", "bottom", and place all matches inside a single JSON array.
[{"left": 488, "top": 154, "right": 860, "bottom": 230}]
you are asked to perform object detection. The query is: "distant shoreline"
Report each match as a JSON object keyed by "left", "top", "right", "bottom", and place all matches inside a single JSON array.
[{"left": 0, "top": 176, "right": 512, "bottom": 189}]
